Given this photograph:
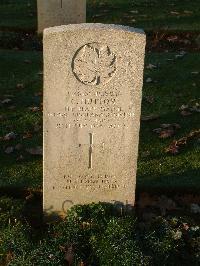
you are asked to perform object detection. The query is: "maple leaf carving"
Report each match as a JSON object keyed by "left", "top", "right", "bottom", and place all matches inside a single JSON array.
[{"left": 72, "top": 43, "right": 117, "bottom": 86}]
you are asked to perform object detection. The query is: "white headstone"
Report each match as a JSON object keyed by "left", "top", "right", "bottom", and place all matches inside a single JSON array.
[
  {"left": 37, "top": 0, "right": 86, "bottom": 33},
  {"left": 43, "top": 24, "right": 146, "bottom": 217}
]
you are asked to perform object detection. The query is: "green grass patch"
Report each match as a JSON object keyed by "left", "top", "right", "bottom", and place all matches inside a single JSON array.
[
  {"left": 139, "top": 51, "right": 200, "bottom": 192},
  {"left": 0, "top": 49, "right": 43, "bottom": 190},
  {"left": 0, "top": 49, "right": 199, "bottom": 193},
  {"left": 0, "top": 0, "right": 200, "bottom": 32},
  {"left": 88, "top": 0, "right": 200, "bottom": 31},
  {"left": 0, "top": 200, "right": 199, "bottom": 265},
  {"left": 0, "top": 0, "right": 37, "bottom": 31}
]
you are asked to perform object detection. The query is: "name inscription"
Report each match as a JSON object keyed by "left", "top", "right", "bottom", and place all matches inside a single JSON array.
[{"left": 48, "top": 88, "right": 134, "bottom": 129}]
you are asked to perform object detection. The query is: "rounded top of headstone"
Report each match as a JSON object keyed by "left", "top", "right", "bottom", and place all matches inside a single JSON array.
[{"left": 44, "top": 23, "right": 145, "bottom": 36}]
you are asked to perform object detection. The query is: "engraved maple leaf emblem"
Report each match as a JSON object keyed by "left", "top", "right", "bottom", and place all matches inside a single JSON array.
[{"left": 72, "top": 43, "right": 117, "bottom": 86}]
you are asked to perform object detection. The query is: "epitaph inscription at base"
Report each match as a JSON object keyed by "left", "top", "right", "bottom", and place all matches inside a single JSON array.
[{"left": 43, "top": 24, "right": 146, "bottom": 216}]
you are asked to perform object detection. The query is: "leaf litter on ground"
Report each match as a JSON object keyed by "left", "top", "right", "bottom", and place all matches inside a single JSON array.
[
  {"left": 166, "top": 129, "right": 200, "bottom": 155},
  {"left": 26, "top": 146, "right": 43, "bottom": 156},
  {"left": 153, "top": 123, "right": 181, "bottom": 139}
]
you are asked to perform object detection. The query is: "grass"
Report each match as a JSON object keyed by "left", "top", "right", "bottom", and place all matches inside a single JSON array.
[
  {"left": 0, "top": 49, "right": 199, "bottom": 193},
  {"left": 0, "top": 49, "right": 43, "bottom": 190},
  {"left": 88, "top": 0, "right": 200, "bottom": 31},
  {"left": 139, "top": 51, "right": 200, "bottom": 192},
  {"left": 0, "top": 0, "right": 37, "bottom": 31},
  {"left": 0, "top": 200, "right": 199, "bottom": 265},
  {"left": 0, "top": 0, "right": 200, "bottom": 32}
]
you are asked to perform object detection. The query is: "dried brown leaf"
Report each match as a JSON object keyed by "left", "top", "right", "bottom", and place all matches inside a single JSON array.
[
  {"left": 1, "top": 98, "right": 12, "bottom": 104},
  {"left": 5, "top": 146, "right": 14, "bottom": 154},
  {"left": 181, "top": 110, "right": 192, "bottom": 116},
  {"left": 141, "top": 114, "right": 159, "bottom": 122},
  {"left": 159, "top": 129, "right": 175, "bottom": 139},
  {"left": 26, "top": 146, "right": 43, "bottom": 155},
  {"left": 28, "top": 106, "right": 40, "bottom": 112},
  {"left": 146, "top": 77, "right": 152, "bottom": 83},
  {"left": 23, "top": 132, "right": 32, "bottom": 139},
  {"left": 4, "top": 132, "right": 16, "bottom": 141},
  {"left": 16, "top": 83, "right": 24, "bottom": 89}
]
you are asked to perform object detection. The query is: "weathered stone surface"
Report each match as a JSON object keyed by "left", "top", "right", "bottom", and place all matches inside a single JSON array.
[
  {"left": 37, "top": 0, "right": 86, "bottom": 33},
  {"left": 43, "top": 23, "right": 146, "bottom": 216}
]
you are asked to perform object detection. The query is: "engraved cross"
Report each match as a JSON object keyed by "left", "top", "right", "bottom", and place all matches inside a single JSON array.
[
  {"left": 89, "top": 133, "right": 93, "bottom": 169},
  {"left": 60, "top": 0, "right": 63, "bottom": 8}
]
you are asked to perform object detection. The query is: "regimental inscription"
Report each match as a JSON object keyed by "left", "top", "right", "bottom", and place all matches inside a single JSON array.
[{"left": 72, "top": 43, "right": 117, "bottom": 86}]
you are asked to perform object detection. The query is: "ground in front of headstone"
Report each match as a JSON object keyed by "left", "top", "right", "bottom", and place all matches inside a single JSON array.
[{"left": 0, "top": 194, "right": 199, "bottom": 265}]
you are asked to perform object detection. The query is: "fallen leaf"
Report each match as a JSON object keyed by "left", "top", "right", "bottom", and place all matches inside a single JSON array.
[
  {"left": 16, "top": 155, "right": 24, "bottom": 161},
  {"left": 175, "top": 51, "right": 186, "bottom": 59},
  {"left": 181, "top": 110, "right": 192, "bottom": 116},
  {"left": 1, "top": 98, "right": 12, "bottom": 104},
  {"left": 141, "top": 114, "right": 159, "bottom": 122},
  {"left": 25, "top": 193, "right": 34, "bottom": 200},
  {"left": 23, "top": 132, "right": 32, "bottom": 139},
  {"left": 167, "top": 35, "right": 178, "bottom": 42},
  {"left": 184, "top": 10, "right": 193, "bottom": 14},
  {"left": 170, "top": 11, "right": 180, "bottom": 15},
  {"left": 146, "top": 63, "right": 157, "bottom": 70},
  {"left": 5, "top": 146, "right": 14, "bottom": 154},
  {"left": 24, "top": 59, "right": 32, "bottom": 64},
  {"left": 191, "top": 204, "right": 200, "bottom": 214},
  {"left": 154, "top": 123, "right": 180, "bottom": 138},
  {"left": 165, "top": 141, "right": 179, "bottom": 154},
  {"left": 16, "top": 83, "right": 24, "bottom": 89},
  {"left": 130, "top": 10, "right": 138, "bottom": 14},
  {"left": 146, "top": 77, "right": 152, "bottom": 83},
  {"left": 153, "top": 128, "right": 162, "bottom": 134},
  {"left": 159, "top": 129, "right": 175, "bottom": 139},
  {"left": 26, "top": 146, "right": 43, "bottom": 155},
  {"left": 28, "top": 106, "right": 40, "bottom": 112},
  {"left": 180, "top": 104, "right": 189, "bottom": 110},
  {"left": 166, "top": 129, "right": 200, "bottom": 155},
  {"left": 182, "top": 223, "right": 190, "bottom": 231},
  {"left": 4, "top": 132, "right": 16, "bottom": 141}
]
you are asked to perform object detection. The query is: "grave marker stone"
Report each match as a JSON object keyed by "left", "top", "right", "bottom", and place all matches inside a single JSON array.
[
  {"left": 37, "top": 0, "right": 86, "bottom": 33},
  {"left": 43, "top": 23, "right": 146, "bottom": 216}
]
